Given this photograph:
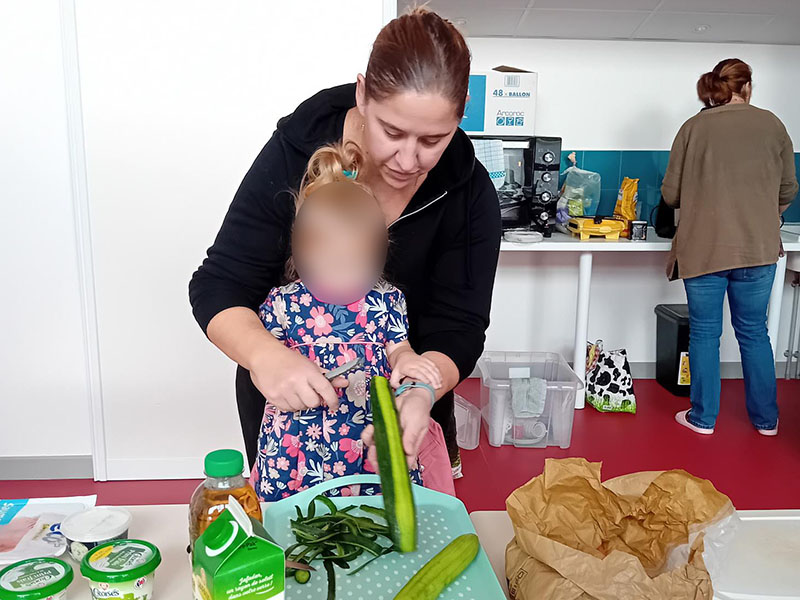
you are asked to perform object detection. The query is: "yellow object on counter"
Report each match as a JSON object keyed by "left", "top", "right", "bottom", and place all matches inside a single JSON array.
[
  {"left": 614, "top": 177, "right": 639, "bottom": 237},
  {"left": 567, "top": 217, "right": 627, "bottom": 241}
]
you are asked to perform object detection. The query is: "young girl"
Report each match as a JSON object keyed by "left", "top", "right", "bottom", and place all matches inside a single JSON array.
[{"left": 253, "top": 142, "right": 448, "bottom": 501}]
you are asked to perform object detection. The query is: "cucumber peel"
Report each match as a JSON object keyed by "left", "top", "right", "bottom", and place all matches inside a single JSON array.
[{"left": 369, "top": 375, "right": 417, "bottom": 553}]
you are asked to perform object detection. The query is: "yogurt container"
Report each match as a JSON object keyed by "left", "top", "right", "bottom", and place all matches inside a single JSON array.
[
  {"left": 59, "top": 507, "right": 131, "bottom": 562},
  {"left": 0, "top": 557, "right": 74, "bottom": 600},
  {"left": 80, "top": 540, "right": 161, "bottom": 600}
]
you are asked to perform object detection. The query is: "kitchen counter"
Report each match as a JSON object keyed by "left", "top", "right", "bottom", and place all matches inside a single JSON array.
[
  {"left": 501, "top": 229, "right": 674, "bottom": 252},
  {"left": 59, "top": 504, "right": 800, "bottom": 599},
  {"left": 500, "top": 227, "right": 800, "bottom": 252},
  {"left": 499, "top": 229, "right": 800, "bottom": 405}
]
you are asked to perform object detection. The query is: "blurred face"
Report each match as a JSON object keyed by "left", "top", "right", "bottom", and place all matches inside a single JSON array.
[
  {"left": 356, "top": 76, "right": 462, "bottom": 190},
  {"left": 293, "top": 183, "right": 387, "bottom": 305}
]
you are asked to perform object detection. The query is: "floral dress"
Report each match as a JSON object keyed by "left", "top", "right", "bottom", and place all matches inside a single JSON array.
[{"left": 253, "top": 279, "right": 421, "bottom": 501}]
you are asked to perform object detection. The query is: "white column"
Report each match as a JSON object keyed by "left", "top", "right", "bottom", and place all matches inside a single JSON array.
[
  {"left": 573, "top": 252, "right": 593, "bottom": 409},
  {"left": 768, "top": 254, "right": 787, "bottom": 359}
]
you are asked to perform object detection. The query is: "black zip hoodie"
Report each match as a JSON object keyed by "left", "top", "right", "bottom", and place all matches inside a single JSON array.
[{"left": 189, "top": 84, "right": 501, "bottom": 462}]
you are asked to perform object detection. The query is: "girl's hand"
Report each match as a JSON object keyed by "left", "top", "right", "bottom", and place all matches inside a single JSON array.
[
  {"left": 389, "top": 351, "right": 442, "bottom": 389},
  {"left": 361, "top": 387, "right": 430, "bottom": 469},
  {"left": 249, "top": 343, "right": 346, "bottom": 412}
]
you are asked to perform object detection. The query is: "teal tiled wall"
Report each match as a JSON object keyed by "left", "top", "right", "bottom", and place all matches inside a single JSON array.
[{"left": 560, "top": 150, "right": 800, "bottom": 224}]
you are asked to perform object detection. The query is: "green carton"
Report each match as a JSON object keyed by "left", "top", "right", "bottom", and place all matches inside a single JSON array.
[{"left": 192, "top": 495, "right": 284, "bottom": 600}]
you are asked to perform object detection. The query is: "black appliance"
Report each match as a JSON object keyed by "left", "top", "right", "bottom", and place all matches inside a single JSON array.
[
  {"left": 471, "top": 136, "right": 562, "bottom": 235},
  {"left": 528, "top": 136, "right": 561, "bottom": 237}
]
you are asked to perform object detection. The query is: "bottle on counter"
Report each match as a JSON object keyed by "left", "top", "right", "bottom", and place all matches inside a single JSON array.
[{"left": 188, "top": 449, "right": 262, "bottom": 548}]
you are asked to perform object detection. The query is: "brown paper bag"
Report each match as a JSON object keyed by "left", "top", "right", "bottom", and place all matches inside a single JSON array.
[{"left": 505, "top": 458, "right": 735, "bottom": 600}]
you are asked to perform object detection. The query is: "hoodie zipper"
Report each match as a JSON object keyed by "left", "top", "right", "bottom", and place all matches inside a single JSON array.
[{"left": 388, "top": 191, "right": 448, "bottom": 229}]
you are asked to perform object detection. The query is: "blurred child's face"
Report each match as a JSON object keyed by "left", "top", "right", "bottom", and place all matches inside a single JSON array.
[{"left": 293, "top": 182, "right": 387, "bottom": 305}]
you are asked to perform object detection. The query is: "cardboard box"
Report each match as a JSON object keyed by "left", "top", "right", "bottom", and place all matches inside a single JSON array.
[
  {"left": 192, "top": 496, "right": 284, "bottom": 600},
  {"left": 461, "top": 65, "right": 538, "bottom": 137}
]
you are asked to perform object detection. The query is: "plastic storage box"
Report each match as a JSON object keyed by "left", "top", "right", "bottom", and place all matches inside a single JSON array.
[
  {"left": 654, "top": 304, "right": 691, "bottom": 397},
  {"left": 477, "top": 351, "right": 582, "bottom": 448},
  {"left": 454, "top": 394, "right": 481, "bottom": 451}
]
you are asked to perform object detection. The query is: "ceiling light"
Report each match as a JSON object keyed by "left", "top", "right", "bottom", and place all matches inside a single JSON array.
[{"left": 693, "top": 24, "right": 711, "bottom": 33}]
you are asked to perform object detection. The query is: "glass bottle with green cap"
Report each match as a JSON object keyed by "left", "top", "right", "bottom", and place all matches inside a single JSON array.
[{"left": 188, "top": 449, "right": 262, "bottom": 547}]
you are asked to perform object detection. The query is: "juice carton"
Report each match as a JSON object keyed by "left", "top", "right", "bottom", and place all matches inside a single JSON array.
[{"left": 192, "top": 495, "right": 284, "bottom": 600}]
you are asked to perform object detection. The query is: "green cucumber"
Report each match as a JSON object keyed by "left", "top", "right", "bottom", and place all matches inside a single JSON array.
[
  {"left": 394, "top": 534, "right": 480, "bottom": 600},
  {"left": 370, "top": 375, "right": 417, "bottom": 553}
]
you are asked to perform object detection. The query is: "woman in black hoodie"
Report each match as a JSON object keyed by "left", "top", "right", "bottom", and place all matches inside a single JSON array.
[{"left": 189, "top": 8, "right": 501, "bottom": 476}]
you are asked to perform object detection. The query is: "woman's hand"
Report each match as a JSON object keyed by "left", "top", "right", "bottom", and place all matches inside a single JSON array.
[
  {"left": 361, "top": 387, "right": 430, "bottom": 469},
  {"left": 249, "top": 343, "right": 346, "bottom": 412}
]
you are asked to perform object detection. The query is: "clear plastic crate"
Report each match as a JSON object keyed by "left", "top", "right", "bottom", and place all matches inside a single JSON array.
[
  {"left": 454, "top": 393, "right": 481, "bottom": 451},
  {"left": 477, "top": 351, "right": 583, "bottom": 448}
]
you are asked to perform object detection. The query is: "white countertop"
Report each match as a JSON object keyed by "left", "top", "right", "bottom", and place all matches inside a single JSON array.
[
  {"left": 500, "top": 228, "right": 800, "bottom": 252},
  {"left": 58, "top": 504, "right": 800, "bottom": 599}
]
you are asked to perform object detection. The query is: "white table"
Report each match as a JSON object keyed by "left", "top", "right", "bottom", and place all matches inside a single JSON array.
[
  {"left": 501, "top": 229, "right": 800, "bottom": 408},
  {"left": 470, "top": 509, "right": 800, "bottom": 600},
  {"left": 60, "top": 504, "right": 800, "bottom": 599}
]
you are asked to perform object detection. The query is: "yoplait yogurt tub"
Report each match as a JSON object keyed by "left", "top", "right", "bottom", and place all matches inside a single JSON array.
[
  {"left": 80, "top": 540, "right": 161, "bottom": 600},
  {"left": 0, "top": 557, "right": 74, "bottom": 600}
]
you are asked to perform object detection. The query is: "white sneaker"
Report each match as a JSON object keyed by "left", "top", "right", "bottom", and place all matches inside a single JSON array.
[
  {"left": 675, "top": 410, "right": 715, "bottom": 435},
  {"left": 757, "top": 423, "right": 778, "bottom": 437}
]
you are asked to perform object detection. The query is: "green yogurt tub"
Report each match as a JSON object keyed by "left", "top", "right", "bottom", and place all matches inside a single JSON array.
[
  {"left": 80, "top": 540, "right": 161, "bottom": 600},
  {"left": 0, "top": 557, "right": 74, "bottom": 600}
]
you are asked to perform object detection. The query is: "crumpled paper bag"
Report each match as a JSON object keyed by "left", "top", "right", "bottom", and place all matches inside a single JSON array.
[{"left": 505, "top": 458, "right": 735, "bottom": 600}]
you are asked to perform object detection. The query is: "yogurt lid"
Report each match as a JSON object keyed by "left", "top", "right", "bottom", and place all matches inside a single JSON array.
[
  {"left": 0, "top": 558, "right": 74, "bottom": 600},
  {"left": 80, "top": 540, "right": 161, "bottom": 584},
  {"left": 60, "top": 507, "right": 131, "bottom": 543}
]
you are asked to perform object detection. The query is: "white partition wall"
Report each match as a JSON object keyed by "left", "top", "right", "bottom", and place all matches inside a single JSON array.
[
  {"left": 0, "top": 0, "right": 92, "bottom": 473},
  {"left": 74, "top": 0, "right": 388, "bottom": 479}
]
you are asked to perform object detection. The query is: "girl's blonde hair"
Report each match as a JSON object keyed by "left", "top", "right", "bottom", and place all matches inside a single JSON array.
[{"left": 296, "top": 141, "right": 369, "bottom": 206}]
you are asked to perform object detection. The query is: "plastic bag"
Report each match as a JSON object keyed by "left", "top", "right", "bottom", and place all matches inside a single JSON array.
[
  {"left": 585, "top": 340, "right": 636, "bottom": 414},
  {"left": 556, "top": 153, "right": 601, "bottom": 228}
]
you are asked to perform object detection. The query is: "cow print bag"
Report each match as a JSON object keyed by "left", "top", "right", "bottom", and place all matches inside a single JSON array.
[{"left": 585, "top": 340, "right": 636, "bottom": 414}]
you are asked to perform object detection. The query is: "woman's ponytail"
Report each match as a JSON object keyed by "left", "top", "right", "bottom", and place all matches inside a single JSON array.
[{"left": 697, "top": 58, "right": 752, "bottom": 108}]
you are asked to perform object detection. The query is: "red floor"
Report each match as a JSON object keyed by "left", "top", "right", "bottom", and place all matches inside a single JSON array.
[{"left": 1, "top": 379, "right": 799, "bottom": 511}]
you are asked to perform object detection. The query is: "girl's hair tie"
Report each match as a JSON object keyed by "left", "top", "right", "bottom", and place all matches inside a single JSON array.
[{"left": 342, "top": 169, "right": 358, "bottom": 180}]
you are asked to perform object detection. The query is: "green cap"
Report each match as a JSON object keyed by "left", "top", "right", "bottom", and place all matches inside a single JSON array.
[
  {"left": 81, "top": 540, "right": 161, "bottom": 584},
  {"left": 204, "top": 449, "right": 244, "bottom": 478},
  {"left": 0, "top": 558, "right": 74, "bottom": 600}
]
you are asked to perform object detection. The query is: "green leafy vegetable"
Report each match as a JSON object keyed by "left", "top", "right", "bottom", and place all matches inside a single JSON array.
[{"left": 285, "top": 495, "right": 397, "bottom": 599}]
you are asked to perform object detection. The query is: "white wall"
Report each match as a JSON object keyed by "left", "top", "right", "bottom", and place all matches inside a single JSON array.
[
  {"left": 468, "top": 37, "right": 800, "bottom": 149},
  {"left": 74, "top": 0, "right": 388, "bottom": 479},
  {"left": 468, "top": 37, "right": 800, "bottom": 363},
  {"left": 0, "top": 1, "right": 92, "bottom": 459}
]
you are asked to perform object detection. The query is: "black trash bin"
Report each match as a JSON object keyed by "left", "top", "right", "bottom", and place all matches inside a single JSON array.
[{"left": 654, "top": 304, "right": 691, "bottom": 397}]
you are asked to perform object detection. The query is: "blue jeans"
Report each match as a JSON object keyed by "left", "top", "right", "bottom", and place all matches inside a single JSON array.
[{"left": 683, "top": 264, "right": 778, "bottom": 430}]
